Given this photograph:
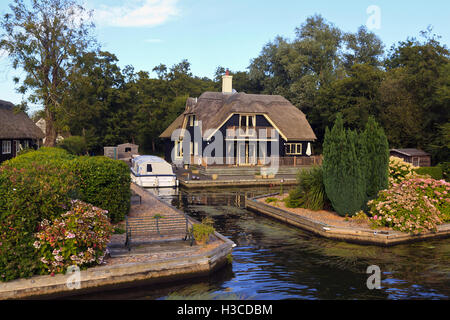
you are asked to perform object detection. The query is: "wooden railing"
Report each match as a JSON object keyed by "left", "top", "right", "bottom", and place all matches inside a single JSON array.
[
  {"left": 189, "top": 155, "right": 322, "bottom": 167},
  {"left": 225, "top": 126, "right": 277, "bottom": 138}
]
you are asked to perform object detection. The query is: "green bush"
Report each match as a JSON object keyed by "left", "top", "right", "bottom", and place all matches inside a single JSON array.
[
  {"left": 58, "top": 136, "right": 88, "bottom": 155},
  {"left": 362, "top": 116, "right": 389, "bottom": 200},
  {"left": 0, "top": 162, "right": 78, "bottom": 281},
  {"left": 285, "top": 167, "right": 329, "bottom": 210},
  {"left": 192, "top": 219, "right": 215, "bottom": 245},
  {"left": 34, "top": 200, "right": 113, "bottom": 275},
  {"left": 414, "top": 166, "right": 443, "bottom": 180},
  {"left": 72, "top": 156, "right": 131, "bottom": 223},
  {"left": 323, "top": 114, "right": 366, "bottom": 216},
  {"left": 439, "top": 162, "right": 450, "bottom": 181}
]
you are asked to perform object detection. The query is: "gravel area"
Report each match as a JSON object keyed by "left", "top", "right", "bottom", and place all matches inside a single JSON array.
[{"left": 257, "top": 194, "right": 377, "bottom": 229}]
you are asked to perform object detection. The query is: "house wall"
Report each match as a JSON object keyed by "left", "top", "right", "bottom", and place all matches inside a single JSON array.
[
  {"left": 0, "top": 139, "right": 36, "bottom": 163},
  {"left": 162, "top": 113, "right": 315, "bottom": 164}
]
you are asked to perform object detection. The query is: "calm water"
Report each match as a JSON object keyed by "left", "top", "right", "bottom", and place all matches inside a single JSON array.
[{"left": 78, "top": 186, "right": 450, "bottom": 300}]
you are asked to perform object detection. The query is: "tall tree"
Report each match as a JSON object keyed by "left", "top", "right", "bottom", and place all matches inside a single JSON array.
[
  {"left": 0, "top": 0, "right": 96, "bottom": 146},
  {"left": 342, "top": 25, "right": 384, "bottom": 69},
  {"left": 323, "top": 114, "right": 366, "bottom": 216},
  {"left": 363, "top": 116, "right": 389, "bottom": 199}
]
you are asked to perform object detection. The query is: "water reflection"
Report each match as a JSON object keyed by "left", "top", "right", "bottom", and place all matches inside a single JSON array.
[{"left": 76, "top": 186, "right": 450, "bottom": 300}]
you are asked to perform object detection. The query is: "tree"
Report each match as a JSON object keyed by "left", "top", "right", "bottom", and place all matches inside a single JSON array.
[
  {"left": 362, "top": 116, "right": 389, "bottom": 200},
  {"left": 322, "top": 114, "right": 366, "bottom": 216},
  {"left": 342, "top": 26, "right": 384, "bottom": 69},
  {"left": 0, "top": 0, "right": 96, "bottom": 146}
]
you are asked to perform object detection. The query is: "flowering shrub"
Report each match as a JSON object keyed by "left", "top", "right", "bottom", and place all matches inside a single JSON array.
[
  {"left": 388, "top": 156, "right": 418, "bottom": 186},
  {"left": 368, "top": 178, "right": 450, "bottom": 234},
  {"left": 34, "top": 200, "right": 113, "bottom": 275}
]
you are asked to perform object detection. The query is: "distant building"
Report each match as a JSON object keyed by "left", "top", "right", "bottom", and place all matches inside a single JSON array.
[
  {"left": 104, "top": 143, "right": 139, "bottom": 161},
  {"left": 390, "top": 148, "right": 431, "bottom": 167},
  {"left": 0, "top": 100, "right": 44, "bottom": 163},
  {"left": 160, "top": 70, "right": 317, "bottom": 166}
]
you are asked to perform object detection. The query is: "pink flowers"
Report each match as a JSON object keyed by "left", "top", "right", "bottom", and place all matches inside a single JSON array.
[
  {"left": 369, "top": 177, "right": 450, "bottom": 234},
  {"left": 34, "top": 200, "right": 113, "bottom": 275}
]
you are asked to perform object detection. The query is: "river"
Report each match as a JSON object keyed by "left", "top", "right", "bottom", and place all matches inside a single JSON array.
[{"left": 78, "top": 186, "right": 450, "bottom": 300}]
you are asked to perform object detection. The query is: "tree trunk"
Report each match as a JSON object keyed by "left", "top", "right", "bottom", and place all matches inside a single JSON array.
[
  {"left": 152, "top": 139, "right": 156, "bottom": 152},
  {"left": 44, "top": 110, "right": 57, "bottom": 147}
]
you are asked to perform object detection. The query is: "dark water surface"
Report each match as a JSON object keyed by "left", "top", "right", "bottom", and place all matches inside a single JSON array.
[{"left": 79, "top": 186, "right": 450, "bottom": 300}]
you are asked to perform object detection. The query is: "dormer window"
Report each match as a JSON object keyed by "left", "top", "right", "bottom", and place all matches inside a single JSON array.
[{"left": 239, "top": 114, "right": 256, "bottom": 135}]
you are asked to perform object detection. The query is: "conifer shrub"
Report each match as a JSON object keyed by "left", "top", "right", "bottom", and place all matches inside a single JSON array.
[
  {"left": 362, "top": 116, "right": 389, "bottom": 200},
  {"left": 322, "top": 114, "right": 366, "bottom": 216}
]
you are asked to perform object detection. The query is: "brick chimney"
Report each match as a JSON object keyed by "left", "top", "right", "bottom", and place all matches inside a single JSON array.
[{"left": 222, "top": 69, "right": 233, "bottom": 93}]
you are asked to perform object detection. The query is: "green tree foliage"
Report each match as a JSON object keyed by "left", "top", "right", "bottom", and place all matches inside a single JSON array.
[
  {"left": 57, "top": 136, "right": 88, "bottom": 155},
  {"left": 322, "top": 114, "right": 366, "bottom": 216},
  {"left": 362, "top": 117, "right": 389, "bottom": 199},
  {"left": 0, "top": 0, "right": 96, "bottom": 147}
]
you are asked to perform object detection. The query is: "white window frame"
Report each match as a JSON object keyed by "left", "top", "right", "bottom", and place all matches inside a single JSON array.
[
  {"left": 239, "top": 114, "right": 256, "bottom": 136},
  {"left": 286, "top": 143, "right": 302, "bottom": 155},
  {"left": 2, "top": 140, "right": 11, "bottom": 154}
]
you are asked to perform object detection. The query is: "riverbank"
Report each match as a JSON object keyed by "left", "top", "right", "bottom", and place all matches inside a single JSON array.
[
  {"left": 0, "top": 184, "right": 235, "bottom": 300},
  {"left": 246, "top": 194, "right": 450, "bottom": 246}
]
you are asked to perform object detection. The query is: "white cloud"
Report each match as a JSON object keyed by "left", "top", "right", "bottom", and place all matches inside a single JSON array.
[{"left": 95, "top": 0, "right": 180, "bottom": 28}]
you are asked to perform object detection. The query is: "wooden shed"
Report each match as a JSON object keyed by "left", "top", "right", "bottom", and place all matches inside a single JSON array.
[
  {"left": 390, "top": 149, "right": 431, "bottom": 167},
  {"left": 104, "top": 143, "right": 139, "bottom": 161}
]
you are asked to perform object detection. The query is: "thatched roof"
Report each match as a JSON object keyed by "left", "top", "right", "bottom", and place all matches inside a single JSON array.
[
  {"left": 0, "top": 100, "right": 44, "bottom": 140},
  {"left": 160, "top": 92, "right": 317, "bottom": 141}
]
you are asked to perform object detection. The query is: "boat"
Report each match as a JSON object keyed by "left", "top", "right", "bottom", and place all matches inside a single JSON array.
[{"left": 130, "top": 155, "right": 179, "bottom": 188}]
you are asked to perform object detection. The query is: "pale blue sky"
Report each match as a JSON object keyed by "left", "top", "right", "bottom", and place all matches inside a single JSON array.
[{"left": 0, "top": 0, "right": 449, "bottom": 113}]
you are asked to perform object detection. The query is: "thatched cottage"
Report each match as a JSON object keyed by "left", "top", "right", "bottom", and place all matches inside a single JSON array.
[
  {"left": 0, "top": 100, "right": 44, "bottom": 162},
  {"left": 160, "top": 71, "right": 317, "bottom": 166}
]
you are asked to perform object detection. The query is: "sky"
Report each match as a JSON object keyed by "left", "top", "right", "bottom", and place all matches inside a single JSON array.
[{"left": 0, "top": 0, "right": 449, "bottom": 114}]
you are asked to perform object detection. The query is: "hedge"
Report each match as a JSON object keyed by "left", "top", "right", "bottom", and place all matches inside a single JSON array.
[
  {"left": 414, "top": 166, "right": 443, "bottom": 180},
  {"left": 0, "top": 148, "right": 131, "bottom": 281},
  {"left": 72, "top": 156, "right": 131, "bottom": 223},
  {"left": 0, "top": 161, "right": 78, "bottom": 281}
]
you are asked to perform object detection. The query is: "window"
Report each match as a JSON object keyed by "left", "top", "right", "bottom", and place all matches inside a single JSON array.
[
  {"left": 2, "top": 140, "right": 11, "bottom": 154},
  {"left": 147, "top": 164, "right": 153, "bottom": 173},
  {"left": 239, "top": 114, "right": 256, "bottom": 135},
  {"left": 285, "top": 143, "right": 302, "bottom": 155},
  {"left": 24, "top": 140, "right": 29, "bottom": 149},
  {"left": 125, "top": 147, "right": 131, "bottom": 152}
]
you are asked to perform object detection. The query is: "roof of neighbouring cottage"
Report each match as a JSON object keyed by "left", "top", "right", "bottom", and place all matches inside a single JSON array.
[
  {"left": 159, "top": 92, "right": 317, "bottom": 141},
  {"left": 390, "top": 148, "right": 431, "bottom": 157},
  {"left": 0, "top": 100, "right": 45, "bottom": 140}
]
